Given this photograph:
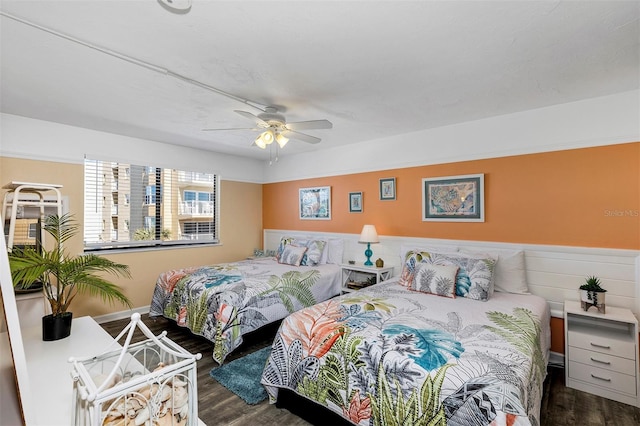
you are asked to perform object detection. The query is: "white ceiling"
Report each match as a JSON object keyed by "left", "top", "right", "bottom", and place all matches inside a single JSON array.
[{"left": 1, "top": 1, "right": 638, "bottom": 161}]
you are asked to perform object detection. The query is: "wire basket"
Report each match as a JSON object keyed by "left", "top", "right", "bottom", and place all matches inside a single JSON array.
[{"left": 70, "top": 313, "right": 202, "bottom": 426}]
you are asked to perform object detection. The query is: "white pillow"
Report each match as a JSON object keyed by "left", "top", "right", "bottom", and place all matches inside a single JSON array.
[
  {"left": 325, "top": 238, "right": 344, "bottom": 264},
  {"left": 460, "top": 248, "right": 529, "bottom": 294},
  {"left": 399, "top": 243, "right": 458, "bottom": 259}
]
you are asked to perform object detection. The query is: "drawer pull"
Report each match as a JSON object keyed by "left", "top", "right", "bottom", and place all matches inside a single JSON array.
[
  {"left": 590, "top": 342, "right": 611, "bottom": 349},
  {"left": 590, "top": 373, "right": 611, "bottom": 382},
  {"left": 590, "top": 357, "right": 611, "bottom": 365}
]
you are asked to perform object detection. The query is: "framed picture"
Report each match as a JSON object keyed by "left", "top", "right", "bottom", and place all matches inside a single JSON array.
[
  {"left": 349, "top": 192, "right": 363, "bottom": 213},
  {"left": 379, "top": 177, "right": 396, "bottom": 200},
  {"left": 299, "top": 186, "right": 331, "bottom": 220},
  {"left": 422, "top": 174, "right": 484, "bottom": 222}
]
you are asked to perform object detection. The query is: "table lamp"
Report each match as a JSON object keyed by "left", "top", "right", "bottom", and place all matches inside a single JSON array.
[{"left": 358, "top": 224, "right": 379, "bottom": 266}]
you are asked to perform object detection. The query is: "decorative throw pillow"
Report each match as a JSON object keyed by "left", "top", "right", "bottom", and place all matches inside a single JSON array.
[
  {"left": 411, "top": 263, "right": 458, "bottom": 298},
  {"left": 398, "top": 250, "right": 433, "bottom": 288},
  {"left": 399, "top": 250, "right": 496, "bottom": 301},
  {"left": 276, "top": 237, "right": 296, "bottom": 261},
  {"left": 278, "top": 244, "right": 308, "bottom": 266},
  {"left": 460, "top": 248, "right": 529, "bottom": 294},
  {"left": 430, "top": 253, "right": 496, "bottom": 301},
  {"left": 301, "top": 240, "right": 326, "bottom": 266}
]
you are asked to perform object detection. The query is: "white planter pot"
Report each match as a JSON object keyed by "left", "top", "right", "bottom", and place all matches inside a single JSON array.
[{"left": 579, "top": 289, "right": 606, "bottom": 313}]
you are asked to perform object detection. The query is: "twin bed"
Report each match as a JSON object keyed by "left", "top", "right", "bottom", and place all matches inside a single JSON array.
[
  {"left": 150, "top": 237, "right": 551, "bottom": 426},
  {"left": 149, "top": 237, "right": 343, "bottom": 363}
]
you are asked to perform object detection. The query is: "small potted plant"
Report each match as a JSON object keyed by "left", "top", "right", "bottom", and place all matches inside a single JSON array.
[
  {"left": 8, "top": 213, "right": 132, "bottom": 340},
  {"left": 579, "top": 275, "right": 607, "bottom": 313}
]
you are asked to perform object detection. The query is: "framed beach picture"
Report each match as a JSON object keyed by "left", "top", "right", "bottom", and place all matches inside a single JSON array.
[
  {"left": 422, "top": 174, "right": 484, "bottom": 222},
  {"left": 379, "top": 177, "right": 396, "bottom": 200},
  {"left": 349, "top": 192, "right": 363, "bottom": 213},
  {"left": 299, "top": 186, "right": 331, "bottom": 220}
]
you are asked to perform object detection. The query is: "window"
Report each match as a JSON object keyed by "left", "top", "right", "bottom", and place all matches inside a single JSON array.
[
  {"left": 84, "top": 158, "right": 219, "bottom": 251},
  {"left": 182, "top": 190, "right": 214, "bottom": 215},
  {"left": 28, "top": 223, "right": 37, "bottom": 239},
  {"left": 182, "top": 221, "right": 215, "bottom": 240}
]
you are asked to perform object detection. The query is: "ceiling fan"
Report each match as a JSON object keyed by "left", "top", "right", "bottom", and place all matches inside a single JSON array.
[{"left": 203, "top": 107, "right": 332, "bottom": 149}]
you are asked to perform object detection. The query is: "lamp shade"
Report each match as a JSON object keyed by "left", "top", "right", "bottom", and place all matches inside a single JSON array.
[
  {"left": 255, "top": 134, "right": 267, "bottom": 149},
  {"left": 358, "top": 225, "right": 379, "bottom": 244},
  {"left": 275, "top": 132, "right": 289, "bottom": 148},
  {"left": 262, "top": 129, "right": 275, "bottom": 144}
]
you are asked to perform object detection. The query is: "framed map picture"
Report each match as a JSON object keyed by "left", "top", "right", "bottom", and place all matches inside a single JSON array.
[
  {"left": 422, "top": 174, "right": 484, "bottom": 222},
  {"left": 299, "top": 186, "right": 331, "bottom": 220}
]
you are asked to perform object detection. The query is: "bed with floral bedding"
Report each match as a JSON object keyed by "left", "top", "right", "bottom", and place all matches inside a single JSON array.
[
  {"left": 149, "top": 255, "right": 342, "bottom": 363},
  {"left": 261, "top": 251, "right": 551, "bottom": 426}
]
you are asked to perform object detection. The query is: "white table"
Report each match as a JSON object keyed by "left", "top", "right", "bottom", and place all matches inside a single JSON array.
[
  {"left": 340, "top": 263, "right": 394, "bottom": 293},
  {"left": 564, "top": 300, "right": 640, "bottom": 407},
  {"left": 1, "top": 316, "right": 206, "bottom": 425},
  {"left": 23, "top": 316, "right": 119, "bottom": 425}
]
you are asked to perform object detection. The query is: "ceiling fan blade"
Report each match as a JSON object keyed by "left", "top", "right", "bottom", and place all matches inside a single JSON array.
[
  {"left": 282, "top": 130, "right": 321, "bottom": 144},
  {"left": 285, "top": 119, "right": 333, "bottom": 131},
  {"left": 202, "top": 127, "right": 260, "bottom": 131},
  {"left": 234, "top": 110, "right": 268, "bottom": 127}
]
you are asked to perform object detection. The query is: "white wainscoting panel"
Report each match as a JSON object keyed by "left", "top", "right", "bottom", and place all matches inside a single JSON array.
[{"left": 264, "top": 229, "right": 640, "bottom": 317}]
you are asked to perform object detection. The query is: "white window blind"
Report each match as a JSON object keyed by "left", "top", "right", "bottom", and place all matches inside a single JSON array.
[{"left": 84, "top": 158, "right": 219, "bottom": 251}]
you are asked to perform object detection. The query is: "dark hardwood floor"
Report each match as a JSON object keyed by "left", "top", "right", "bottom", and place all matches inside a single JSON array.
[{"left": 101, "top": 314, "right": 640, "bottom": 426}]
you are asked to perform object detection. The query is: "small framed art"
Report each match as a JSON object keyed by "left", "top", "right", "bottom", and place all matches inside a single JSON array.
[
  {"left": 379, "top": 177, "right": 396, "bottom": 200},
  {"left": 299, "top": 186, "right": 331, "bottom": 220},
  {"left": 349, "top": 192, "right": 363, "bottom": 213},
  {"left": 422, "top": 173, "right": 484, "bottom": 222}
]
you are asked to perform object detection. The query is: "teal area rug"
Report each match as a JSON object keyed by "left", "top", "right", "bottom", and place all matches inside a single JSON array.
[{"left": 210, "top": 346, "right": 271, "bottom": 405}]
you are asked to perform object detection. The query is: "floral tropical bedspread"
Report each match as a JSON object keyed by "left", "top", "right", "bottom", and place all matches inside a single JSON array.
[
  {"left": 261, "top": 280, "right": 551, "bottom": 426},
  {"left": 149, "top": 257, "right": 341, "bottom": 363}
]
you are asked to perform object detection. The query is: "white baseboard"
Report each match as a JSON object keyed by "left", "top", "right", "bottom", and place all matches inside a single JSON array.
[{"left": 92, "top": 305, "right": 150, "bottom": 324}]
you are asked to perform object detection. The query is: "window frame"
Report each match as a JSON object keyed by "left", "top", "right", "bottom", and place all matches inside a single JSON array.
[{"left": 83, "top": 158, "right": 219, "bottom": 252}]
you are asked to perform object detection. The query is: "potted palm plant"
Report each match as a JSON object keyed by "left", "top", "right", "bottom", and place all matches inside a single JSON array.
[
  {"left": 579, "top": 275, "right": 607, "bottom": 313},
  {"left": 8, "top": 213, "right": 132, "bottom": 340}
]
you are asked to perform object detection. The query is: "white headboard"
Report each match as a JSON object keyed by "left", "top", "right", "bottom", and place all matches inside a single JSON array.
[{"left": 264, "top": 229, "right": 640, "bottom": 318}]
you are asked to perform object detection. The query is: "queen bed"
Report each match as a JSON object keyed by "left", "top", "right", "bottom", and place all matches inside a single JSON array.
[
  {"left": 261, "top": 247, "right": 551, "bottom": 426},
  {"left": 149, "top": 237, "right": 343, "bottom": 363}
]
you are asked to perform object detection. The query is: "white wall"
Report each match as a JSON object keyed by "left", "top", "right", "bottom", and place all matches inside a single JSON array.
[
  {"left": 264, "top": 90, "right": 640, "bottom": 183},
  {"left": 2, "top": 90, "right": 638, "bottom": 184},
  {"left": 0, "top": 113, "right": 266, "bottom": 183}
]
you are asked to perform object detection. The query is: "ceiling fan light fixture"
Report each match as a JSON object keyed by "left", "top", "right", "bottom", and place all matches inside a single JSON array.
[
  {"left": 275, "top": 132, "right": 289, "bottom": 148},
  {"left": 255, "top": 134, "right": 267, "bottom": 149},
  {"left": 262, "top": 129, "right": 275, "bottom": 145}
]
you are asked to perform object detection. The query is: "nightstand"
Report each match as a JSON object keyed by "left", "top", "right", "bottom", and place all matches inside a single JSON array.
[
  {"left": 564, "top": 300, "right": 639, "bottom": 407},
  {"left": 340, "top": 263, "right": 394, "bottom": 293}
]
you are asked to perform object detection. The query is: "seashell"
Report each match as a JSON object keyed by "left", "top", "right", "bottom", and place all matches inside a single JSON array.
[
  {"left": 139, "top": 384, "right": 158, "bottom": 401},
  {"left": 127, "top": 397, "right": 143, "bottom": 411},
  {"left": 102, "top": 414, "right": 124, "bottom": 426},
  {"left": 133, "top": 406, "right": 150, "bottom": 426},
  {"left": 156, "top": 401, "right": 169, "bottom": 417},
  {"left": 158, "top": 385, "right": 172, "bottom": 402},
  {"left": 173, "top": 403, "right": 189, "bottom": 423},
  {"left": 154, "top": 413, "right": 177, "bottom": 426},
  {"left": 171, "top": 377, "right": 187, "bottom": 388},
  {"left": 170, "top": 386, "right": 188, "bottom": 407}
]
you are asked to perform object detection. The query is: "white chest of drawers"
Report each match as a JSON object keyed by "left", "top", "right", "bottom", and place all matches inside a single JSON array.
[{"left": 564, "top": 300, "right": 639, "bottom": 407}]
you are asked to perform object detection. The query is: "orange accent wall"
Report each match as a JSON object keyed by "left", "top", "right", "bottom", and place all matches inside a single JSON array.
[{"left": 264, "top": 143, "right": 640, "bottom": 249}]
